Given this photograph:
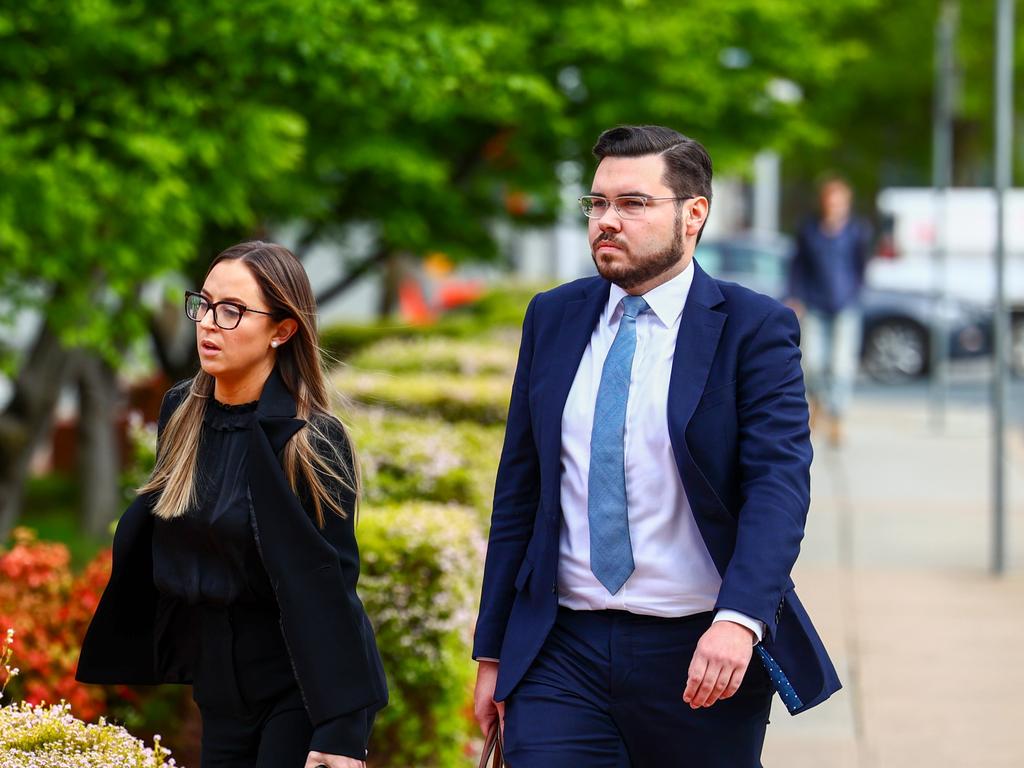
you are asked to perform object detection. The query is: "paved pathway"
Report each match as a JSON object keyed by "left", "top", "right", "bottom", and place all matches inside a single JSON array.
[{"left": 762, "top": 398, "right": 1024, "bottom": 767}]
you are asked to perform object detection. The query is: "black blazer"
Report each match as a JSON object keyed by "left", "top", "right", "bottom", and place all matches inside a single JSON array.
[{"left": 76, "top": 363, "right": 388, "bottom": 755}]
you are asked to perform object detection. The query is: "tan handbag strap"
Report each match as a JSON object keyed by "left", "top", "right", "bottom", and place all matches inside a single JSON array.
[{"left": 478, "top": 722, "right": 504, "bottom": 768}]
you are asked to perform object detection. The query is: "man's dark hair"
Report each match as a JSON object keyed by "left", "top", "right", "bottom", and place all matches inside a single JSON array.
[{"left": 592, "top": 125, "right": 713, "bottom": 242}]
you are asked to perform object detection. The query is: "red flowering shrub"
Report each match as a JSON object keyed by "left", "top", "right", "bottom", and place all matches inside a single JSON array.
[
  {"left": 0, "top": 529, "right": 188, "bottom": 734},
  {"left": 0, "top": 528, "right": 107, "bottom": 720}
]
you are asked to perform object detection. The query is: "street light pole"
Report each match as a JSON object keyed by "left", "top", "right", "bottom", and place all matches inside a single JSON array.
[
  {"left": 930, "top": 0, "right": 957, "bottom": 431},
  {"left": 992, "top": 0, "right": 1014, "bottom": 575}
]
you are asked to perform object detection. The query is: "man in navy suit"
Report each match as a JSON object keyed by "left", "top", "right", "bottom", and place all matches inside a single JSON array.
[{"left": 472, "top": 125, "right": 840, "bottom": 767}]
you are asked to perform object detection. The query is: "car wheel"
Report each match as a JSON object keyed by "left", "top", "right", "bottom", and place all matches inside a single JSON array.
[{"left": 863, "top": 320, "right": 929, "bottom": 383}]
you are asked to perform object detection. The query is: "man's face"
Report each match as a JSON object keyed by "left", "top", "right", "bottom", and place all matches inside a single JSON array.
[
  {"left": 588, "top": 154, "right": 699, "bottom": 291},
  {"left": 820, "top": 181, "right": 852, "bottom": 220}
]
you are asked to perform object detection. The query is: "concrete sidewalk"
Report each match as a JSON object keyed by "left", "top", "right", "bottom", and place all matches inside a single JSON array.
[{"left": 762, "top": 398, "right": 1024, "bottom": 768}]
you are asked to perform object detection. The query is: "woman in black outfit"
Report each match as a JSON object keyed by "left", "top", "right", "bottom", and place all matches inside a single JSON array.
[{"left": 77, "top": 242, "right": 387, "bottom": 768}]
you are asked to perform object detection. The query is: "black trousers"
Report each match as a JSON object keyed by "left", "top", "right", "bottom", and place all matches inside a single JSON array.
[
  {"left": 503, "top": 607, "right": 774, "bottom": 768},
  {"left": 192, "top": 603, "right": 313, "bottom": 768},
  {"left": 199, "top": 686, "right": 312, "bottom": 768}
]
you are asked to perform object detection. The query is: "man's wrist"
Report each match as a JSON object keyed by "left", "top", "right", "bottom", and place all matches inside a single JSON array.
[{"left": 712, "top": 610, "right": 764, "bottom": 644}]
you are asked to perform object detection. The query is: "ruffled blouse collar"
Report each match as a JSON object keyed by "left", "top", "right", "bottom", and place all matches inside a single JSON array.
[{"left": 204, "top": 397, "right": 259, "bottom": 431}]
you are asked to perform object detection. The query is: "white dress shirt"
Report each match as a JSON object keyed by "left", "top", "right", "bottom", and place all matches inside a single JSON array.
[{"left": 557, "top": 263, "right": 763, "bottom": 641}]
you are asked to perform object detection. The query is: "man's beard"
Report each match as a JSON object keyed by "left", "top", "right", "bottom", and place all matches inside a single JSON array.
[{"left": 591, "top": 213, "right": 684, "bottom": 290}]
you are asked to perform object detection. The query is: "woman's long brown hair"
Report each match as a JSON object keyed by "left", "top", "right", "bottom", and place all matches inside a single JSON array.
[{"left": 137, "top": 241, "right": 359, "bottom": 527}]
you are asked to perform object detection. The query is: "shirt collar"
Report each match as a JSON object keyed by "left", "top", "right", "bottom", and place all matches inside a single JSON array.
[{"left": 606, "top": 259, "right": 695, "bottom": 328}]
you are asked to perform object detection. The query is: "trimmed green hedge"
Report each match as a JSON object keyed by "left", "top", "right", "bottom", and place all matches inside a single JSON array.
[
  {"left": 320, "top": 321, "right": 425, "bottom": 361},
  {"left": 349, "top": 334, "right": 519, "bottom": 377},
  {"left": 351, "top": 409, "right": 502, "bottom": 521},
  {"left": 319, "top": 282, "right": 543, "bottom": 360},
  {"left": 333, "top": 370, "right": 511, "bottom": 425},
  {"left": 358, "top": 503, "right": 484, "bottom": 768}
]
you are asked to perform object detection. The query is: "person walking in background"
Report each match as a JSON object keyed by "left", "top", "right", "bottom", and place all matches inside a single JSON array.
[
  {"left": 473, "top": 125, "right": 840, "bottom": 767},
  {"left": 77, "top": 242, "right": 387, "bottom": 768},
  {"left": 786, "top": 176, "right": 873, "bottom": 447}
]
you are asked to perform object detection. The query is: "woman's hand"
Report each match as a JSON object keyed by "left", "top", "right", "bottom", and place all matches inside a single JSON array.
[{"left": 304, "top": 751, "right": 365, "bottom": 768}]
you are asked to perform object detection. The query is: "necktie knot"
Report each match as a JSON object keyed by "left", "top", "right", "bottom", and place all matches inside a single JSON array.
[{"left": 620, "top": 295, "right": 649, "bottom": 320}]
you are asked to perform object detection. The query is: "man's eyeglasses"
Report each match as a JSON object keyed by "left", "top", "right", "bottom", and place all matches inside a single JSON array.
[
  {"left": 579, "top": 195, "right": 693, "bottom": 220},
  {"left": 184, "top": 290, "right": 274, "bottom": 330}
]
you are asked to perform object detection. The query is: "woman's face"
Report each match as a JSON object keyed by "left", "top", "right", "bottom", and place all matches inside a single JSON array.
[{"left": 195, "top": 260, "right": 294, "bottom": 380}]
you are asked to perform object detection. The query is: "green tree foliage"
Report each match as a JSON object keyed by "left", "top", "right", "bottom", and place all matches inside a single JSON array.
[
  {"left": 0, "top": 1, "right": 314, "bottom": 360},
  {"left": 0, "top": 0, "right": 570, "bottom": 363},
  {"left": 1, "top": 0, "right": 947, "bottom": 537},
  {"left": 0, "top": 0, "right": 887, "bottom": 361},
  {"left": 783, "top": 0, "right": 1024, "bottom": 209}
]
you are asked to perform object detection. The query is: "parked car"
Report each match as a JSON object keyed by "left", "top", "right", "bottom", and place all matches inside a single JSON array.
[
  {"left": 867, "top": 254, "right": 1024, "bottom": 377},
  {"left": 695, "top": 233, "right": 992, "bottom": 383}
]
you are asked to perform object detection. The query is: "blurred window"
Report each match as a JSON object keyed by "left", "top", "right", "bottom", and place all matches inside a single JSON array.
[
  {"left": 732, "top": 246, "right": 786, "bottom": 282},
  {"left": 695, "top": 245, "right": 723, "bottom": 275}
]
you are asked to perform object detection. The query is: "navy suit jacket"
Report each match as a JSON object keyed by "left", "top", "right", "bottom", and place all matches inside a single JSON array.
[{"left": 472, "top": 261, "right": 841, "bottom": 714}]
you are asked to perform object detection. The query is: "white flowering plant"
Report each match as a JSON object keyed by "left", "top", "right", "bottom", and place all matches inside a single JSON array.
[
  {"left": 0, "top": 627, "right": 179, "bottom": 768},
  {"left": 120, "top": 414, "right": 158, "bottom": 504}
]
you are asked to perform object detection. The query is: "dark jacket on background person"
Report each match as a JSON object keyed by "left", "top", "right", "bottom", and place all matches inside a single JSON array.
[
  {"left": 788, "top": 216, "right": 873, "bottom": 314},
  {"left": 76, "top": 363, "right": 387, "bottom": 756}
]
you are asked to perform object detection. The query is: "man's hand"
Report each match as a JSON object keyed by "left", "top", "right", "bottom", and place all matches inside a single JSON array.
[
  {"left": 304, "top": 751, "right": 364, "bottom": 768},
  {"left": 473, "top": 660, "right": 505, "bottom": 736},
  {"left": 683, "top": 620, "right": 755, "bottom": 709}
]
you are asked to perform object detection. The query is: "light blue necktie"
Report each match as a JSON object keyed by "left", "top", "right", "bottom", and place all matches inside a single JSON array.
[{"left": 588, "top": 294, "right": 649, "bottom": 595}]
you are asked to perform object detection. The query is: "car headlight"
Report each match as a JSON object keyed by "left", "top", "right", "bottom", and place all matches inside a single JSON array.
[{"left": 933, "top": 297, "right": 989, "bottom": 324}]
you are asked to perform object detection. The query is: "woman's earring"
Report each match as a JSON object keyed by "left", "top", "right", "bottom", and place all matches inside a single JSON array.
[{"left": 271, "top": 340, "right": 279, "bottom": 348}]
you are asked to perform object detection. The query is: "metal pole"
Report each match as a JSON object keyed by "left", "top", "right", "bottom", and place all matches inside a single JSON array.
[
  {"left": 992, "top": 0, "right": 1014, "bottom": 576},
  {"left": 930, "top": 1, "right": 957, "bottom": 431},
  {"left": 752, "top": 150, "right": 780, "bottom": 234}
]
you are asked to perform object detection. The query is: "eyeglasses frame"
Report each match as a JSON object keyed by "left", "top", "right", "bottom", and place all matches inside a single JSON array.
[
  {"left": 578, "top": 194, "right": 695, "bottom": 219},
  {"left": 184, "top": 289, "right": 275, "bottom": 330}
]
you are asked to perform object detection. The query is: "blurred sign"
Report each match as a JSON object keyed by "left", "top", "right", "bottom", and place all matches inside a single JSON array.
[
  {"left": 398, "top": 252, "right": 484, "bottom": 324},
  {"left": 877, "top": 187, "right": 1024, "bottom": 256}
]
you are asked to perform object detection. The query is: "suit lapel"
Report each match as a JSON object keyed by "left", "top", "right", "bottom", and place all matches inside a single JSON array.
[
  {"left": 667, "top": 263, "right": 726, "bottom": 459},
  {"left": 539, "top": 279, "right": 610, "bottom": 511}
]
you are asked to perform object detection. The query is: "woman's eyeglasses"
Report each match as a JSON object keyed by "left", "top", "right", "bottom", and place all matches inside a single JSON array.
[{"left": 184, "top": 290, "right": 274, "bottom": 330}]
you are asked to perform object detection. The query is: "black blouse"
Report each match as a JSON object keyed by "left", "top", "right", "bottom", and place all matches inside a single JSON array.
[{"left": 151, "top": 396, "right": 274, "bottom": 606}]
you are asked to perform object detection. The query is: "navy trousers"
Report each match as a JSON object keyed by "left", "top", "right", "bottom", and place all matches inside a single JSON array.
[{"left": 503, "top": 607, "right": 774, "bottom": 768}]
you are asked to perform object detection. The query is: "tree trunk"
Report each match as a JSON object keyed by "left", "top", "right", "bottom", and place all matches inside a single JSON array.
[
  {"left": 377, "top": 250, "right": 400, "bottom": 320},
  {"left": 0, "top": 322, "right": 75, "bottom": 540},
  {"left": 314, "top": 245, "right": 391, "bottom": 308},
  {"left": 76, "top": 352, "right": 121, "bottom": 538},
  {"left": 148, "top": 293, "right": 200, "bottom": 384}
]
